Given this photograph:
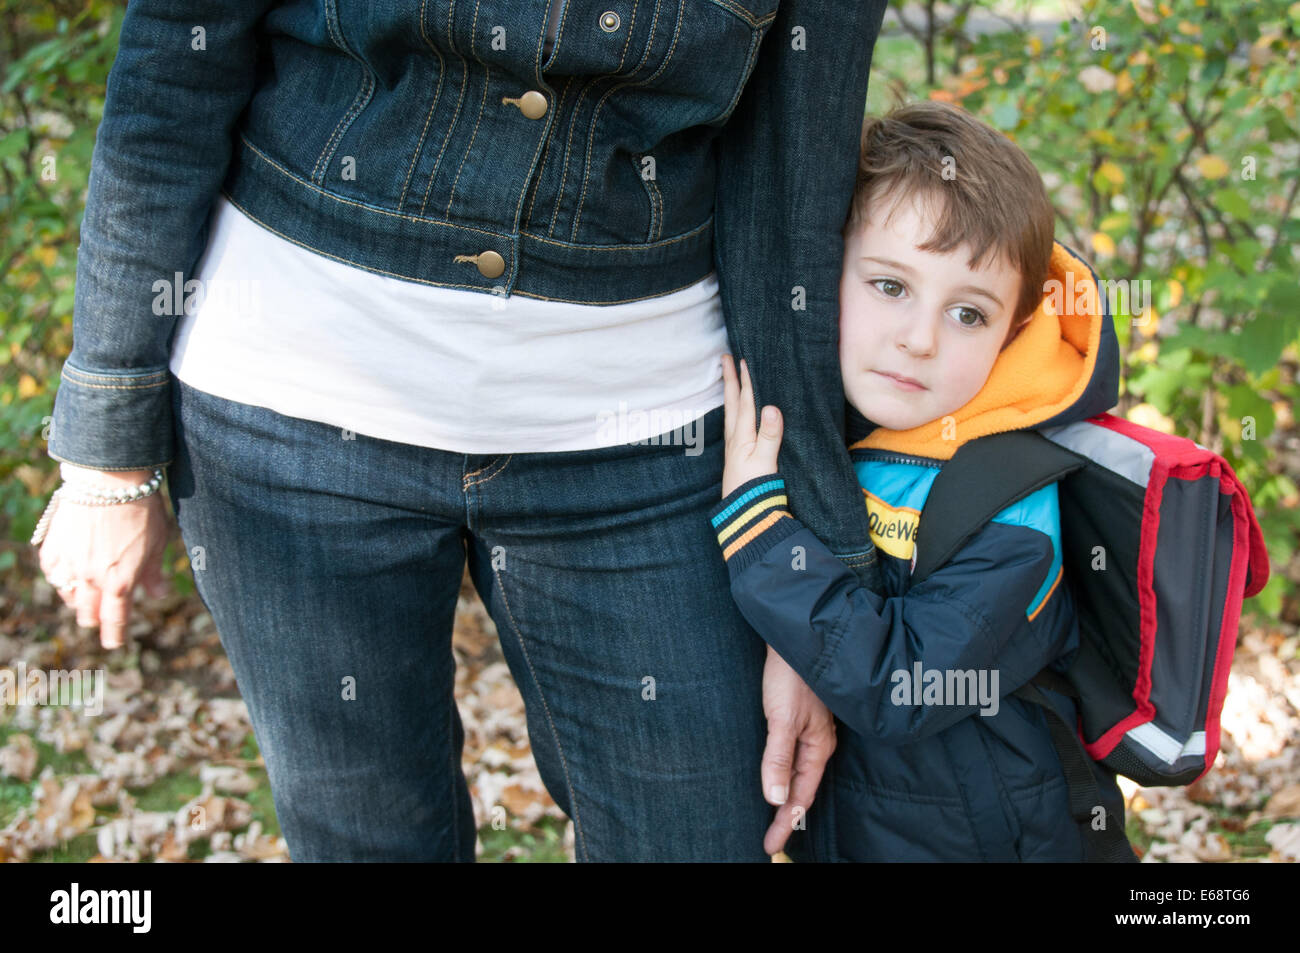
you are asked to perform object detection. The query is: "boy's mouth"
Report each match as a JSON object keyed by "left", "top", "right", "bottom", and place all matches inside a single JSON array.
[{"left": 872, "top": 370, "right": 926, "bottom": 391}]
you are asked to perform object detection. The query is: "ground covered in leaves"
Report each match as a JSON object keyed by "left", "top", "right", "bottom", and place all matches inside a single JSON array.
[{"left": 0, "top": 566, "right": 1296, "bottom": 862}]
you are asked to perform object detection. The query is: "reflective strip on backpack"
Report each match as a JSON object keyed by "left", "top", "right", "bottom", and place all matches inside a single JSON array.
[
  {"left": 1125, "top": 723, "right": 1206, "bottom": 765},
  {"left": 1039, "top": 417, "right": 1157, "bottom": 488}
]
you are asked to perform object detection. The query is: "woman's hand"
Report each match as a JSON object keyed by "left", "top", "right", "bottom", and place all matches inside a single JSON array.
[
  {"left": 720, "top": 354, "right": 783, "bottom": 497},
  {"left": 36, "top": 465, "right": 171, "bottom": 650},
  {"left": 761, "top": 644, "right": 836, "bottom": 856}
]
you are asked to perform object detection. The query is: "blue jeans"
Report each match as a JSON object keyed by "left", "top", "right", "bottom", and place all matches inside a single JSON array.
[{"left": 165, "top": 375, "right": 773, "bottom": 861}]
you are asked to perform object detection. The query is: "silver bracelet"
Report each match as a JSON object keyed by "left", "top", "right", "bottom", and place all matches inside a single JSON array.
[{"left": 30, "top": 467, "right": 166, "bottom": 548}]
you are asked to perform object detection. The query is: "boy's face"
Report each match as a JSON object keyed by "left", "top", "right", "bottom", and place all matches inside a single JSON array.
[{"left": 839, "top": 189, "right": 1025, "bottom": 433}]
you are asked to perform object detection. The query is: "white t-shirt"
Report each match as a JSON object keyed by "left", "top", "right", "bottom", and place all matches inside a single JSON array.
[{"left": 168, "top": 194, "right": 728, "bottom": 454}]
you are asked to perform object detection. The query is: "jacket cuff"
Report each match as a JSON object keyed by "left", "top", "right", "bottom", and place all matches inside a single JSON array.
[
  {"left": 708, "top": 474, "right": 804, "bottom": 582},
  {"left": 47, "top": 361, "right": 175, "bottom": 471}
]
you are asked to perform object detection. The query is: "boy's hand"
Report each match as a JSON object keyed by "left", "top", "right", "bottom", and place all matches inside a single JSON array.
[{"left": 720, "top": 354, "right": 784, "bottom": 497}]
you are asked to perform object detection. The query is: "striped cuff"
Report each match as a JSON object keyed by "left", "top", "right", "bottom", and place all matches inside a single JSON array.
[{"left": 708, "top": 474, "right": 803, "bottom": 579}]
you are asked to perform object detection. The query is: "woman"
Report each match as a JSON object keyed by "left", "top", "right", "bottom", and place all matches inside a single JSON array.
[{"left": 34, "top": 0, "right": 887, "bottom": 862}]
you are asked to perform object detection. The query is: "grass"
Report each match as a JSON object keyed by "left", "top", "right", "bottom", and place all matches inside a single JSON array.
[{"left": 477, "top": 816, "right": 571, "bottom": 863}]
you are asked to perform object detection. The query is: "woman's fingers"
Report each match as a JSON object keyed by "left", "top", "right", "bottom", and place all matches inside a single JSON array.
[
  {"left": 735, "top": 358, "right": 755, "bottom": 442},
  {"left": 721, "top": 353, "right": 739, "bottom": 443},
  {"left": 97, "top": 584, "right": 129, "bottom": 650},
  {"left": 74, "top": 580, "right": 101, "bottom": 630}
]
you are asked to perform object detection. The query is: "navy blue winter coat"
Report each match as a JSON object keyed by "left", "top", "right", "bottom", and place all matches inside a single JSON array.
[{"left": 709, "top": 243, "right": 1127, "bottom": 861}]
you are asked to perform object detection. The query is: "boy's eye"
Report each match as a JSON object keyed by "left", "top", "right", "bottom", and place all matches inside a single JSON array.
[
  {"left": 949, "top": 306, "right": 989, "bottom": 329},
  {"left": 871, "top": 278, "right": 905, "bottom": 297}
]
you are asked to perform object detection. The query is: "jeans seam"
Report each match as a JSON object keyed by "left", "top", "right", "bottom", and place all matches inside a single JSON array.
[
  {"left": 445, "top": 0, "right": 489, "bottom": 218},
  {"left": 401, "top": 0, "right": 448, "bottom": 213},
  {"left": 707, "top": 0, "right": 778, "bottom": 28},
  {"left": 523, "top": 76, "right": 574, "bottom": 228},
  {"left": 218, "top": 187, "right": 494, "bottom": 294},
  {"left": 420, "top": 3, "right": 470, "bottom": 218},
  {"left": 315, "top": 0, "right": 376, "bottom": 185},
  {"left": 238, "top": 129, "right": 717, "bottom": 250},
  {"left": 61, "top": 366, "right": 170, "bottom": 389},
  {"left": 463, "top": 455, "right": 512, "bottom": 486},
  {"left": 224, "top": 182, "right": 712, "bottom": 305},
  {"left": 491, "top": 562, "right": 589, "bottom": 861},
  {"left": 569, "top": 0, "right": 645, "bottom": 238},
  {"left": 548, "top": 75, "right": 599, "bottom": 238}
]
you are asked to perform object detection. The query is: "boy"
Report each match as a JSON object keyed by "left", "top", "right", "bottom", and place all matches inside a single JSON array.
[{"left": 711, "top": 100, "right": 1126, "bottom": 861}]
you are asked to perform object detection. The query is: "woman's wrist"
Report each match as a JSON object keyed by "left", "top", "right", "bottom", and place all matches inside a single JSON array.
[{"left": 60, "top": 462, "right": 159, "bottom": 486}]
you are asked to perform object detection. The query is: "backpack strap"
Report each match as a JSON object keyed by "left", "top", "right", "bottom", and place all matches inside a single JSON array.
[
  {"left": 912, "top": 429, "right": 1138, "bottom": 862},
  {"left": 911, "top": 430, "right": 1087, "bottom": 585},
  {"left": 1013, "top": 682, "right": 1139, "bottom": 863}
]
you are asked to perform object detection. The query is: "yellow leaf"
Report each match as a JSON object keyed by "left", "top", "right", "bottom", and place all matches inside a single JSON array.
[
  {"left": 1098, "top": 161, "right": 1125, "bottom": 186},
  {"left": 1028, "top": 34, "right": 1043, "bottom": 56},
  {"left": 1168, "top": 279, "right": 1184, "bottom": 308},
  {"left": 1158, "top": 2, "right": 1173, "bottom": 15},
  {"left": 34, "top": 245, "right": 56, "bottom": 267},
  {"left": 1195, "top": 155, "right": 1230, "bottom": 179},
  {"left": 18, "top": 374, "right": 39, "bottom": 399},
  {"left": 1177, "top": 20, "right": 1201, "bottom": 35},
  {"left": 1116, "top": 71, "right": 1134, "bottom": 96},
  {"left": 1137, "top": 307, "right": 1160, "bottom": 338},
  {"left": 1129, "top": 50, "right": 1152, "bottom": 67},
  {"left": 1158, "top": 42, "right": 1175, "bottom": 54},
  {"left": 1091, "top": 232, "right": 1117, "bottom": 257}
]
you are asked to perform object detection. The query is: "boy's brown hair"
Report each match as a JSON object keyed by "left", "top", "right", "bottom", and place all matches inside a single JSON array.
[{"left": 843, "top": 100, "right": 1056, "bottom": 348}]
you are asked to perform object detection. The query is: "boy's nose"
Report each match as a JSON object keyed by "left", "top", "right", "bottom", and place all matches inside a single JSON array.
[{"left": 896, "top": 313, "right": 938, "bottom": 357}]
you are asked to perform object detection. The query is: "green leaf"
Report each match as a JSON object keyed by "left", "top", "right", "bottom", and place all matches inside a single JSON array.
[
  {"left": 1236, "top": 315, "right": 1292, "bottom": 375},
  {"left": 1224, "top": 384, "right": 1276, "bottom": 439},
  {"left": 1247, "top": 574, "right": 1284, "bottom": 619},
  {"left": 0, "top": 128, "right": 32, "bottom": 162},
  {"left": 1214, "top": 188, "right": 1252, "bottom": 220}
]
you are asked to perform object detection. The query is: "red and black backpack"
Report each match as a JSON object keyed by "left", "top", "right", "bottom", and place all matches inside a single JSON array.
[{"left": 913, "top": 414, "right": 1269, "bottom": 862}]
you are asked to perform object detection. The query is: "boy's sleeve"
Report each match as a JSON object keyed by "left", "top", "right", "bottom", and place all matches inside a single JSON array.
[{"left": 708, "top": 474, "right": 1074, "bottom": 743}]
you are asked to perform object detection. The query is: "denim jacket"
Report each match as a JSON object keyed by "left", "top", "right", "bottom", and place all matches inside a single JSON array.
[{"left": 48, "top": 0, "right": 887, "bottom": 586}]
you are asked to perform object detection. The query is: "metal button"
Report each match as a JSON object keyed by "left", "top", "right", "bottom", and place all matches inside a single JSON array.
[
  {"left": 517, "top": 90, "right": 548, "bottom": 119},
  {"left": 476, "top": 250, "right": 505, "bottom": 278},
  {"left": 600, "top": 11, "right": 620, "bottom": 32}
]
